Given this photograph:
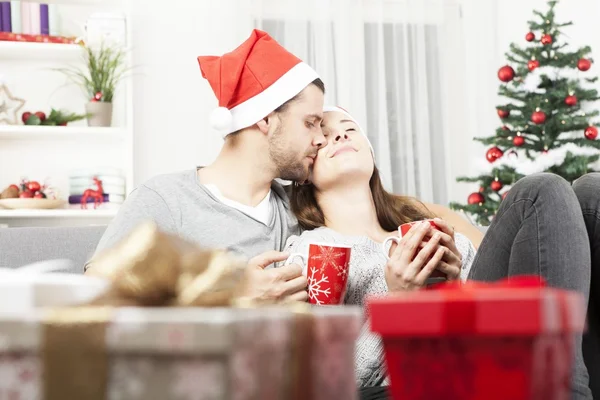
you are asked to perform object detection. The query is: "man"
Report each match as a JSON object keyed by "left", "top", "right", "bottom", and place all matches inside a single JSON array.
[{"left": 85, "top": 29, "right": 327, "bottom": 304}]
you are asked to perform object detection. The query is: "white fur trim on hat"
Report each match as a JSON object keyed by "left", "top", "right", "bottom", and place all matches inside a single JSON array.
[
  {"left": 210, "top": 107, "right": 234, "bottom": 131},
  {"left": 214, "top": 62, "right": 319, "bottom": 137},
  {"left": 323, "top": 105, "right": 374, "bottom": 156}
]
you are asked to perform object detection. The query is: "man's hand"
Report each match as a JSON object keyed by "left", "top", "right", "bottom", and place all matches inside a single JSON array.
[{"left": 241, "top": 251, "right": 308, "bottom": 302}]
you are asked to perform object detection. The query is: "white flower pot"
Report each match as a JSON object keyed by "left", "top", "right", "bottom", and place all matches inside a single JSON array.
[{"left": 85, "top": 102, "right": 113, "bottom": 127}]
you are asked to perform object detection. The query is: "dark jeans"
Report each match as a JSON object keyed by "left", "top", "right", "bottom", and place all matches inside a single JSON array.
[
  {"left": 361, "top": 173, "right": 599, "bottom": 400},
  {"left": 468, "top": 172, "right": 598, "bottom": 400}
]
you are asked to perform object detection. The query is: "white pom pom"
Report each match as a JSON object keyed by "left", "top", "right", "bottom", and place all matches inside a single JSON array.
[{"left": 210, "top": 107, "right": 233, "bottom": 131}]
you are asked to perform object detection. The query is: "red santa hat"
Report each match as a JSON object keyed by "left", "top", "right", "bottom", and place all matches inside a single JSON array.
[{"left": 198, "top": 29, "right": 320, "bottom": 137}]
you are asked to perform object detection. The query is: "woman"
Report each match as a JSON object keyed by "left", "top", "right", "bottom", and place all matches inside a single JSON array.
[{"left": 285, "top": 106, "right": 598, "bottom": 399}]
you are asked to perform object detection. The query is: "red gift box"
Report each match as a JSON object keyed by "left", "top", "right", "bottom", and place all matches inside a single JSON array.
[{"left": 367, "top": 277, "right": 586, "bottom": 400}]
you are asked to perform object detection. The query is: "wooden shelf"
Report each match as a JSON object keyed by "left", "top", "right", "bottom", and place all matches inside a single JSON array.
[
  {"left": 0, "top": 209, "right": 118, "bottom": 218},
  {"left": 0, "top": 125, "right": 127, "bottom": 141}
]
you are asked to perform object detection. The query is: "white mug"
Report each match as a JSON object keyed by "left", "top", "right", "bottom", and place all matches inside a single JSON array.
[{"left": 285, "top": 253, "right": 307, "bottom": 267}]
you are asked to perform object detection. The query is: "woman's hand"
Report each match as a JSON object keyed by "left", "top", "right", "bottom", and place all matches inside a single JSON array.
[
  {"left": 430, "top": 218, "right": 462, "bottom": 280},
  {"left": 385, "top": 221, "right": 447, "bottom": 291}
]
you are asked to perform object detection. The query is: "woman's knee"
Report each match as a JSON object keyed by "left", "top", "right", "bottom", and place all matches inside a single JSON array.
[
  {"left": 511, "top": 172, "right": 572, "bottom": 198},
  {"left": 573, "top": 173, "right": 600, "bottom": 209}
]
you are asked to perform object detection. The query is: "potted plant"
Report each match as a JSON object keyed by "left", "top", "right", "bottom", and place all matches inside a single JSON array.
[{"left": 56, "top": 42, "right": 127, "bottom": 127}]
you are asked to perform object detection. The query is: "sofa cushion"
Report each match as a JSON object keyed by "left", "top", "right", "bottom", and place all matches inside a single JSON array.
[{"left": 0, "top": 226, "right": 106, "bottom": 273}]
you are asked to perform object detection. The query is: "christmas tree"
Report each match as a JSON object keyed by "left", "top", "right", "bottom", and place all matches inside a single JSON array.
[{"left": 450, "top": 0, "right": 600, "bottom": 226}]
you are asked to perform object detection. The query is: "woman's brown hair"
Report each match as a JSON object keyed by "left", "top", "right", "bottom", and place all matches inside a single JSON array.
[{"left": 291, "top": 165, "right": 434, "bottom": 232}]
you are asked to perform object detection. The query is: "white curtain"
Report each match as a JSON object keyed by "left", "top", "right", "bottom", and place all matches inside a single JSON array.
[{"left": 222, "top": 0, "right": 466, "bottom": 204}]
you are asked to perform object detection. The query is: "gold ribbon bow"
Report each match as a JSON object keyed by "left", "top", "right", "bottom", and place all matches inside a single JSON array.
[{"left": 86, "top": 221, "right": 248, "bottom": 307}]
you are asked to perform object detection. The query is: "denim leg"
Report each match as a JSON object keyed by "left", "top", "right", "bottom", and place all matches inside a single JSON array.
[
  {"left": 468, "top": 173, "right": 592, "bottom": 399},
  {"left": 573, "top": 173, "right": 600, "bottom": 399}
]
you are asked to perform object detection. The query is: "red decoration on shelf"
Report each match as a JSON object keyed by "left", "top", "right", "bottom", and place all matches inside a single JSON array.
[
  {"left": 21, "top": 111, "right": 31, "bottom": 124},
  {"left": 513, "top": 135, "right": 525, "bottom": 147},
  {"left": 491, "top": 180, "right": 503, "bottom": 192},
  {"left": 34, "top": 111, "right": 46, "bottom": 122},
  {"left": 577, "top": 58, "right": 592, "bottom": 72},
  {"left": 540, "top": 34, "right": 553, "bottom": 45},
  {"left": 565, "top": 95, "right": 578, "bottom": 106},
  {"left": 27, "top": 181, "right": 41, "bottom": 192},
  {"left": 584, "top": 126, "right": 598, "bottom": 140},
  {"left": 81, "top": 177, "right": 105, "bottom": 209},
  {"left": 486, "top": 146, "right": 504, "bottom": 163},
  {"left": 525, "top": 32, "right": 535, "bottom": 42},
  {"left": 531, "top": 110, "right": 547, "bottom": 124},
  {"left": 497, "top": 65, "right": 515, "bottom": 82},
  {"left": 468, "top": 192, "right": 485, "bottom": 205},
  {"left": 497, "top": 109, "right": 510, "bottom": 118},
  {"left": 93, "top": 92, "right": 103, "bottom": 102},
  {"left": 527, "top": 60, "right": 540, "bottom": 71},
  {"left": 0, "top": 32, "right": 78, "bottom": 44}
]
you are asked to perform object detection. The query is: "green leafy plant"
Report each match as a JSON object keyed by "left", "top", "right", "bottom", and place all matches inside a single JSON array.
[{"left": 55, "top": 42, "right": 128, "bottom": 103}]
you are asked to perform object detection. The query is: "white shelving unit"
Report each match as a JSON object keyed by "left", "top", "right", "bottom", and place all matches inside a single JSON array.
[
  {"left": 0, "top": 0, "right": 133, "bottom": 228},
  {"left": 0, "top": 125, "right": 127, "bottom": 141},
  {"left": 0, "top": 40, "right": 82, "bottom": 60}
]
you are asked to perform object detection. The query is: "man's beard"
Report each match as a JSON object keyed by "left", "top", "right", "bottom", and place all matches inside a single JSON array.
[{"left": 268, "top": 125, "right": 311, "bottom": 182}]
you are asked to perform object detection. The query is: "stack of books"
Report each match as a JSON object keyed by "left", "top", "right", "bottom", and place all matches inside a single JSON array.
[
  {"left": 0, "top": 1, "right": 61, "bottom": 36},
  {"left": 67, "top": 167, "right": 126, "bottom": 210}
]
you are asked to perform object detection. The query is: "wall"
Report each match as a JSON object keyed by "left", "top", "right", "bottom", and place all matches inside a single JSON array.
[
  {"left": 129, "top": 0, "right": 600, "bottom": 199},
  {"left": 129, "top": 1, "right": 254, "bottom": 184}
]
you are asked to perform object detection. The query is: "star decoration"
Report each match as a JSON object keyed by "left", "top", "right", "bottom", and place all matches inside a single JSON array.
[{"left": 0, "top": 84, "right": 26, "bottom": 125}]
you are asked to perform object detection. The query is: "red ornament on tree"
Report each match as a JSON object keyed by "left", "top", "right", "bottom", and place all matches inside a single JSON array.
[
  {"left": 540, "top": 34, "right": 553, "bottom": 45},
  {"left": 525, "top": 32, "right": 535, "bottom": 42},
  {"left": 584, "top": 126, "right": 598, "bottom": 140},
  {"left": 497, "top": 109, "right": 510, "bottom": 118},
  {"left": 501, "top": 125, "right": 510, "bottom": 131},
  {"left": 531, "top": 110, "right": 547, "bottom": 124},
  {"left": 513, "top": 135, "right": 525, "bottom": 147},
  {"left": 577, "top": 58, "right": 592, "bottom": 72},
  {"left": 491, "top": 180, "right": 503, "bottom": 191},
  {"left": 486, "top": 146, "right": 504, "bottom": 163},
  {"left": 468, "top": 192, "right": 485, "bottom": 205},
  {"left": 565, "top": 95, "right": 578, "bottom": 106},
  {"left": 497, "top": 65, "right": 515, "bottom": 83},
  {"left": 527, "top": 60, "right": 540, "bottom": 71}
]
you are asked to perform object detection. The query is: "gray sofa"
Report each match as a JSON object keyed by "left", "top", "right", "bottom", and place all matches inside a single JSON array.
[
  {"left": 0, "top": 224, "right": 598, "bottom": 396},
  {"left": 0, "top": 225, "right": 107, "bottom": 272}
]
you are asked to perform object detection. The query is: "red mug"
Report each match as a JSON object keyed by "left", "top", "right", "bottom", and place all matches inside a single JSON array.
[
  {"left": 286, "top": 243, "right": 351, "bottom": 305},
  {"left": 382, "top": 219, "right": 446, "bottom": 282}
]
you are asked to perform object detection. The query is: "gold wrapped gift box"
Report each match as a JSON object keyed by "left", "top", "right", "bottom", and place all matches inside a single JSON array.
[{"left": 0, "top": 222, "right": 362, "bottom": 400}]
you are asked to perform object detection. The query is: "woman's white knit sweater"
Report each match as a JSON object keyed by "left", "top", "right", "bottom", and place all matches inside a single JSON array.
[{"left": 284, "top": 226, "right": 476, "bottom": 387}]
